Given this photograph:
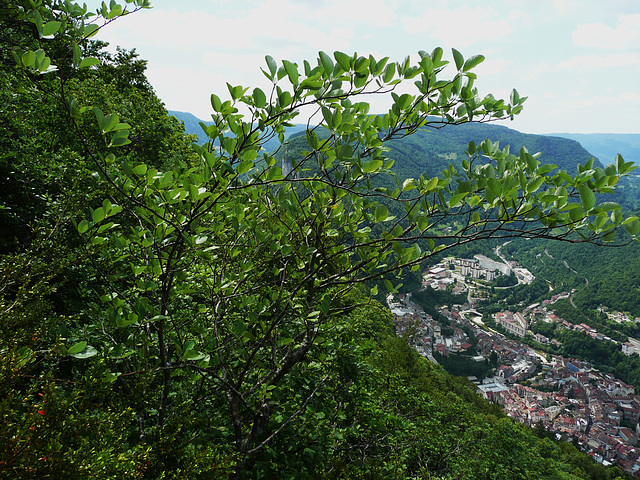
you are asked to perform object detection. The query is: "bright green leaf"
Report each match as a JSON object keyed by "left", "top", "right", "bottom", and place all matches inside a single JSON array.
[
  {"left": 452, "top": 48, "right": 464, "bottom": 70},
  {"left": 68, "top": 341, "right": 87, "bottom": 355},
  {"left": 41, "top": 21, "right": 60, "bottom": 37},
  {"left": 577, "top": 184, "right": 596, "bottom": 212}
]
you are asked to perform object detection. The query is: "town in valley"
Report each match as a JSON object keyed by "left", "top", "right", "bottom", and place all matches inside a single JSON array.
[{"left": 388, "top": 250, "right": 640, "bottom": 476}]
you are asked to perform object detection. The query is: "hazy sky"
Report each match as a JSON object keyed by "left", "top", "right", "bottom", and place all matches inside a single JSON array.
[{"left": 86, "top": 0, "right": 640, "bottom": 134}]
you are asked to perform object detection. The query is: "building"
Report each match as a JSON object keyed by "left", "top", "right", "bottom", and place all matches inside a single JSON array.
[
  {"left": 475, "top": 254, "right": 511, "bottom": 276},
  {"left": 495, "top": 311, "right": 528, "bottom": 337}
]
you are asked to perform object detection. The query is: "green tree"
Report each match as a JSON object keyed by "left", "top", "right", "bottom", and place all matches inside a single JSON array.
[{"left": 5, "top": 1, "right": 640, "bottom": 479}]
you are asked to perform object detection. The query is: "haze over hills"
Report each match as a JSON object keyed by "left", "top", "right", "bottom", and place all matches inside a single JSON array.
[{"left": 548, "top": 133, "right": 640, "bottom": 165}]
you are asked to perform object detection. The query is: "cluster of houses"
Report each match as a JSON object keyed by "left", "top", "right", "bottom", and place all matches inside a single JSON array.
[
  {"left": 387, "top": 293, "right": 473, "bottom": 362},
  {"left": 493, "top": 299, "right": 620, "bottom": 343},
  {"left": 386, "top": 269, "right": 640, "bottom": 476},
  {"left": 479, "top": 353, "right": 640, "bottom": 474},
  {"left": 491, "top": 302, "right": 640, "bottom": 360}
]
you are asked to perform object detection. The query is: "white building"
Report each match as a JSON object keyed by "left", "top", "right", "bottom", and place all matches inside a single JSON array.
[
  {"left": 475, "top": 254, "right": 511, "bottom": 276},
  {"left": 495, "top": 311, "right": 528, "bottom": 337}
]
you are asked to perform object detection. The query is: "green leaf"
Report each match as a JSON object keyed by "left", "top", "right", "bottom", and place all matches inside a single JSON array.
[
  {"left": 33, "top": 9, "right": 43, "bottom": 32},
  {"left": 184, "top": 350, "right": 205, "bottom": 360},
  {"left": 569, "top": 206, "right": 585, "bottom": 223},
  {"left": 68, "top": 341, "right": 87, "bottom": 355},
  {"left": 79, "top": 57, "right": 100, "bottom": 68},
  {"left": 103, "top": 372, "right": 122, "bottom": 383},
  {"left": 375, "top": 205, "right": 389, "bottom": 222},
  {"left": 265, "top": 55, "right": 277, "bottom": 76},
  {"left": 77, "top": 219, "right": 90, "bottom": 234},
  {"left": 70, "top": 345, "right": 98, "bottom": 359},
  {"left": 41, "top": 21, "right": 60, "bottom": 37},
  {"left": 210, "top": 93, "right": 222, "bottom": 111},
  {"left": 282, "top": 60, "right": 299, "bottom": 85},
  {"left": 189, "top": 183, "right": 199, "bottom": 200},
  {"left": 463, "top": 54, "right": 484, "bottom": 72},
  {"left": 319, "top": 51, "right": 334, "bottom": 74},
  {"left": 384, "top": 279, "right": 394, "bottom": 292},
  {"left": 102, "top": 113, "right": 119, "bottom": 132},
  {"left": 253, "top": 87, "right": 266, "bottom": 108},
  {"left": 577, "top": 184, "right": 596, "bottom": 212},
  {"left": 448, "top": 193, "right": 467, "bottom": 207},
  {"left": 322, "top": 106, "right": 333, "bottom": 128},
  {"left": 416, "top": 216, "right": 429, "bottom": 232},
  {"left": 237, "top": 160, "right": 253, "bottom": 175},
  {"left": 334, "top": 51, "right": 351, "bottom": 71},
  {"left": 510, "top": 88, "right": 520, "bottom": 105},
  {"left": 596, "top": 201, "right": 620, "bottom": 212},
  {"left": 624, "top": 217, "right": 640, "bottom": 236},
  {"left": 243, "top": 149, "right": 258, "bottom": 162},
  {"left": 362, "top": 160, "right": 383, "bottom": 173},
  {"left": 133, "top": 164, "right": 147, "bottom": 176},
  {"left": 92, "top": 207, "right": 105, "bottom": 223},
  {"left": 382, "top": 63, "right": 396, "bottom": 83},
  {"left": 612, "top": 209, "right": 623, "bottom": 224},
  {"left": 402, "top": 178, "right": 416, "bottom": 191},
  {"left": 109, "top": 130, "right": 131, "bottom": 147},
  {"left": 83, "top": 24, "right": 99, "bottom": 37},
  {"left": 452, "top": 48, "right": 464, "bottom": 70},
  {"left": 21, "top": 50, "right": 36, "bottom": 67}
]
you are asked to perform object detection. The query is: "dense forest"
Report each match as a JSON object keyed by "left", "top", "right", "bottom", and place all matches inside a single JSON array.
[
  {"left": 501, "top": 237, "right": 640, "bottom": 319},
  {"left": 2, "top": 1, "right": 639, "bottom": 479}
]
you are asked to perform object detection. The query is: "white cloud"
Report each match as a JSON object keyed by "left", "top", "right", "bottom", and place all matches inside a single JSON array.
[
  {"left": 401, "top": 7, "right": 514, "bottom": 47},
  {"left": 551, "top": 0, "right": 582, "bottom": 14},
  {"left": 559, "top": 52, "right": 640, "bottom": 70},
  {"left": 145, "top": 65, "right": 226, "bottom": 119},
  {"left": 572, "top": 14, "right": 640, "bottom": 49},
  {"left": 85, "top": 0, "right": 640, "bottom": 133},
  {"left": 96, "top": 3, "right": 355, "bottom": 55},
  {"left": 579, "top": 90, "right": 640, "bottom": 108},
  {"left": 473, "top": 56, "right": 510, "bottom": 77},
  {"left": 508, "top": 10, "right": 530, "bottom": 23},
  {"left": 314, "top": 0, "right": 398, "bottom": 28},
  {"left": 524, "top": 61, "right": 553, "bottom": 80}
]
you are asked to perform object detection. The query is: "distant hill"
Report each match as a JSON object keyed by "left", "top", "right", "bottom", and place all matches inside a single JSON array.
[
  {"left": 282, "top": 120, "right": 601, "bottom": 180},
  {"left": 168, "top": 110, "right": 306, "bottom": 149},
  {"left": 549, "top": 133, "right": 640, "bottom": 164},
  {"left": 383, "top": 121, "right": 600, "bottom": 180},
  {"left": 168, "top": 110, "right": 207, "bottom": 142},
  {"left": 170, "top": 109, "right": 639, "bottom": 167},
  {"left": 170, "top": 110, "right": 638, "bottom": 206}
]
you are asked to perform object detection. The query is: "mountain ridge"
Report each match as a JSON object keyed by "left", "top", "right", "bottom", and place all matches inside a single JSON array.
[{"left": 169, "top": 111, "right": 604, "bottom": 175}]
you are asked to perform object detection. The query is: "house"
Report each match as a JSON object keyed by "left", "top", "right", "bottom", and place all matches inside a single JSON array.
[{"left": 619, "top": 427, "right": 638, "bottom": 446}]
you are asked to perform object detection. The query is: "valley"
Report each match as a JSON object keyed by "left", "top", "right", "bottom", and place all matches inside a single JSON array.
[{"left": 390, "top": 246, "right": 640, "bottom": 475}]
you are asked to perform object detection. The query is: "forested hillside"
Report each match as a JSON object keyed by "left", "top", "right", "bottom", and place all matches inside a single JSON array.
[
  {"left": 498, "top": 233, "right": 640, "bottom": 319},
  {"left": 172, "top": 111, "right": 600, "bottom": 181},
  {"left": 1, "top": 1, "right": 638, "bottom": 479}
]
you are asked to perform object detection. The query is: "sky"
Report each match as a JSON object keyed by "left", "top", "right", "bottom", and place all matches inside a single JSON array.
[{"left": 85, "top": 0, "right": 640, "bottom": 134}]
